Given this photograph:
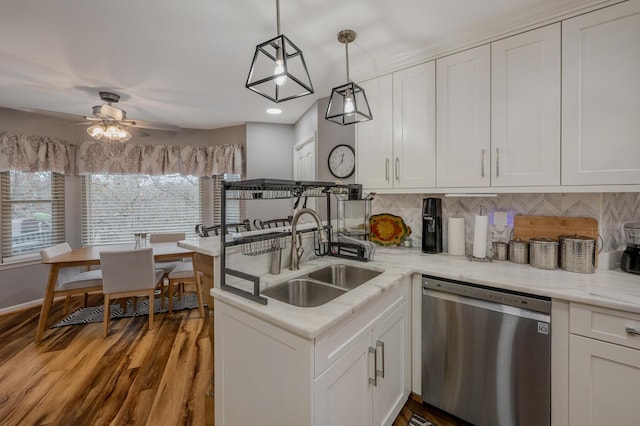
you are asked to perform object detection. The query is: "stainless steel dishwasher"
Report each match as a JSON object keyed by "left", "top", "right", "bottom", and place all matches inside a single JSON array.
[{"left": 421, "top": 274, "right": 551, "bottom": 426}]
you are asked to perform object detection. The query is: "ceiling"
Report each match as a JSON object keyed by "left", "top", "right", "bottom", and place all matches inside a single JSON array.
[{"left": 0, "top": 0, "right": 611, "bottom": 131}]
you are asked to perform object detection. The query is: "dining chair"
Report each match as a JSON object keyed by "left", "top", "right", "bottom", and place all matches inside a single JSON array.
[
  {"left": 253, "top": 216, "right": 293, "bottom": 229},
  {"left": 40, "top": 243, "right": 103, "bottom": 316},
  {"left": 167, "top": 262, "right": 205, "bottom": 317},
  {"left": 100, "top": 248, "right": 165, "bottom": 337},
  {"left": 148, "top": 232, "right": 188, "bottom": 307}
]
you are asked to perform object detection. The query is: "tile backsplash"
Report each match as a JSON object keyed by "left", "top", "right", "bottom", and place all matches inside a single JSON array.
[{"left": 371, "top": 192, "right": 640, "bottom": 256}]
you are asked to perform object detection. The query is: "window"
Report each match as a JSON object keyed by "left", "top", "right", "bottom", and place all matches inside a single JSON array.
[
  {"left": 0, "top": 171, "right": 65, "bottom": 262},
  {"left": 82, "top": 174, "right": 203, "bottom": 246},
  {"left": 213, "top": 174, "right": 242, "bottom": 225}
]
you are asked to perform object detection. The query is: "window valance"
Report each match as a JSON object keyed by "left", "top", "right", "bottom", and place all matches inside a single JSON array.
[
  {"left": 75, "top": 140, "right": 243, "bottom": 177},
  {"left": 0, "top": 132, "right": 71, "bottom": 174}
]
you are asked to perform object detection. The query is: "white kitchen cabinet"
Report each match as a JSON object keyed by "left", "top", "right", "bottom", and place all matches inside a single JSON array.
[
  {"left": 315, "top": 297, "right": 410, "bottom": 426},
  {"left": 491, "top": 24, "right": 561, "bottom": 187},
  {"left": 356, "top": 74, "right": 394, "bottom": 190},
  {"left": 568, "top": 303, "right": 640, "bottom": 426},
  {"left": 392, "top": 62, "right": 436, "bottom": 189},
  {"left": 215, "top": 277, "right": 410, "bottom": 426},
  {"left": 562, "top": 1, "right": 640, "bottom": 185},
  {"left": 436, "top": 44, "right": 491, "bottom": 187},
  {"left": 356, "top": 62, "right": 436, "bottom": 190}
]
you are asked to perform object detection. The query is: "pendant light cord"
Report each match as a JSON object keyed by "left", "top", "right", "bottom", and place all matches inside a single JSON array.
[
  {"left": 276, "top": 0, "right": 281, "bottom": 35},
  {"left": 345, "top": 42, "right": 350, "bottom": 82}
]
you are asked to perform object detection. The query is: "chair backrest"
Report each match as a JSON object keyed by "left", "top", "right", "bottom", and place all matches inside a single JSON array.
[
  {"left": 253, "top": 216, "right": 293, "bottom": 229},
  {"left": 41, "top": 243, "right": 82, "bottom": 287},
  {"left": 149, "top": 232, "right": 186, "bottom": 243},
  {"left": 100, "top": 248, "right": 157, "bottom": 294}
]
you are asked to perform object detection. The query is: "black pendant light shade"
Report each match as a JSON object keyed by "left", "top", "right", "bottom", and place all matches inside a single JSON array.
[
  {"left": 326, "top": 81, "right": 372, "bottom": 125},
  {"left": 325, "top": 29, "right": 372, "bottom": 126},
  {"left": 245, "top": 0, "right": 314, "bottom": 103}
]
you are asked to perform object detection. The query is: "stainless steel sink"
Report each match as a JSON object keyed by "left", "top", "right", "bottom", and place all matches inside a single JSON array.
[
  {"left": 307, "top": 264, "right": 382, "bottom": 290},
  {"left": 262, "top": 279, "right": 347, "bottom": 308}
]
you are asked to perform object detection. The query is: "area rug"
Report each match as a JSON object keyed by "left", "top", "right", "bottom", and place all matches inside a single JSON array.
[{"left": 52, "top": 293, "right": 205, "bottom": 328}]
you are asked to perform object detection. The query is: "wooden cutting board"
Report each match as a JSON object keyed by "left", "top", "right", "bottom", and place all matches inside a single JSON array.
[{"left": 513, "top": 215, "right": 599, "bottom": 242}]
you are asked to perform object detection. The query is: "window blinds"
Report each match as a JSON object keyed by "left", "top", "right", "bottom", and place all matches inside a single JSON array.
[{"left": 0, "top": 171, "right": 65, "bottom": 262}]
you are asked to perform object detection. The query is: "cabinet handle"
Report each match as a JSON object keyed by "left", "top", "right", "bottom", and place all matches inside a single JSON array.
[
  {"left": 626, "top": 327, "right": 640, "bottom": 336},
  {"left": 496, "top": 147, "right": 500, "bottom": 177},
  {"left": 481, "top": 149, "right": 485, "bottom": 178},
  {"left": 368, "top": 346, "right": 377, "bottom": 386},
  {"left": 385, "top": 159, "right": 390, "bottom": 181},
  {"left": 376, "top": 340, "right": 385, "bottom": 379},
  {"left": 395, "top": 158, "right": 400, "bottom": 181}
]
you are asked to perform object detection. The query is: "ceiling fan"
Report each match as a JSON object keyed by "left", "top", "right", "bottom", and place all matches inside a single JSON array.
[{"left": 23, "top": 91, "right": 181, "bottom": 142}]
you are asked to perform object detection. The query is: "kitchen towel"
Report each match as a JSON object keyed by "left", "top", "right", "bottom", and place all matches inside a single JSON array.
[
  {"left": 448, "top": 217, "right": 465, "bottom": 256},
  {"left": 473, "top": 214, "right": 488, "bottom": 258}
]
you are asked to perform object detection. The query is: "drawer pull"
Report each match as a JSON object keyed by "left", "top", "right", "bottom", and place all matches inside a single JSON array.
[{"left": 625, "top": 327, "right": 640, "bottom": 336}]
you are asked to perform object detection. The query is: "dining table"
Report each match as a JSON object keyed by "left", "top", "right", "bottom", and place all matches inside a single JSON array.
[{"left": 36, "top": 242, "right": 194, "bottom": 342}]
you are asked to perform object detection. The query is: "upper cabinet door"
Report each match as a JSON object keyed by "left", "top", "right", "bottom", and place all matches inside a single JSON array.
[
  {"left": 436, "top": 45, "right": 491, "bottom": 187},
  {"left": 356, "top": 75, "right": 394, "bottom": 190},
  {"left": 393, "top": 62, "right": 436, "bottom": 188},
  {"left": 491, "top": 24, "right": 561, "bottom": 187},
  {"left": 562, "top": 1, "right": 640, "bottom": 185}
]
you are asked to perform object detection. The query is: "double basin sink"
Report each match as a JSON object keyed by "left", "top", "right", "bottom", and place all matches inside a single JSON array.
[{"left": 262, "top": 264, "right": 383, "bottom": 307}]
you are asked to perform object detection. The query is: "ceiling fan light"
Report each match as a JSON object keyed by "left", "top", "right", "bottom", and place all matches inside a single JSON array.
[
  {"left": 118, "top": 129, "right": 132, "bottom": 142},
  {"left": 87, "top": 124, "right": 105, "bottom": 139}
]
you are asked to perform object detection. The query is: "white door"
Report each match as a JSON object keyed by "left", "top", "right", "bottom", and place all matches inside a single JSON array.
[
  {"left": 294, "top": 136, "right": 316, "bottom": 182},
  {"left": 569, "top": 334, "right": 640, "bottom": 426},
  {"left": 393, "top": 61, "right": 436, "bottom": 189},
  {"left": 314, "top": 332, "right": 373, "bottom": 426},
  {"left": 436, "top": 45, "right": 491, "bottom": 187},
  {"left": 491, "top": 24, "right": 561, "bottom": 187},
  {"left": 372, "top": 302, "right": 411, "bottom": 426},
  {"left": 356, "top": 74, "right": 394, "bottom": 190},
  {"left": 562, "top": 1, "right": 640, "bottom": 185}
]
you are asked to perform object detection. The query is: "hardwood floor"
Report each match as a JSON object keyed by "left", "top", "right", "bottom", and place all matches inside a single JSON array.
[
  {"left": 0, "top": 296, "right": 465, "bottom": 426},
  {"left": 0, "top": 295, "right": 211, "bottom": 425}
]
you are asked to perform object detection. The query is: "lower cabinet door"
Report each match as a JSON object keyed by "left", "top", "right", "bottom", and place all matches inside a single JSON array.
[
  {"left": 372, "top": 302, "right": 410, "bottom": 426},
  {"left": 569, "top": 334, "right": 640, "bottom": 426},
  {"left": 314, "top": 332, "right": 373, "bottom": 426}
]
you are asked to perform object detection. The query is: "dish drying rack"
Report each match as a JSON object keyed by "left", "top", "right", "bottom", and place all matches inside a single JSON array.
[{"left": 220, "top": 179, "right": 368, "bottom": 305}]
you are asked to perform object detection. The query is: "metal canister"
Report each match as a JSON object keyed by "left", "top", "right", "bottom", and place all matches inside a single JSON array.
[
  {"left": 492, "top": 241, "right": 509, "bottom": 261},
  {"left": 529, "top": 237, "right": 559, "bottom": 269},
  {"left": 559, "top": 234, "right": 596, "bottom": 273},
  {"left": 509, "top": 238, "right": 529, "bottom": 264}
]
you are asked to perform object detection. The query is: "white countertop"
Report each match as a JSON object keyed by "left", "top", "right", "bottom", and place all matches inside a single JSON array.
[{"left": 204, "top": 244, "right": 640, "bottom": 340}]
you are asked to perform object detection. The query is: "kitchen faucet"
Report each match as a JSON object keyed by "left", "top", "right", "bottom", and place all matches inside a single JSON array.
[{"left": 289, "top": 208, "right": 328, "bottom": 271}]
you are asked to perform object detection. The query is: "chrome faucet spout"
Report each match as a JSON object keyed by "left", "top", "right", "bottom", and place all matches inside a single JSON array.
[{"left": 289, "top": 208, "right": 327, "bottom": 271}]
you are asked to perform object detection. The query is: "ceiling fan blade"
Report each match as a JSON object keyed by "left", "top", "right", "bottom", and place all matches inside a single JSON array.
[
  {"left": 122, "top": 119, "right": 181, "bottom": 132},
  {"left": 127, "top": 127, "right": 150, "bottom": 137},
  {"left": 19, "top": 108, "right": 86, "bottom": 122}
]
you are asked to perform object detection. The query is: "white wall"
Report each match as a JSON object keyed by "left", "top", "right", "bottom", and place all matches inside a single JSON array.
[{"left": 245, "top": 122, "right": 295, "bottom": 224}]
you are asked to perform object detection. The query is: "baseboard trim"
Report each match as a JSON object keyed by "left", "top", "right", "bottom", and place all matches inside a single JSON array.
[
  {"left": 0, "top": 298, "right": 44, "bottom": 316},
  {"left": 411, "top": 392, "right": 423, "bottom": 404}
]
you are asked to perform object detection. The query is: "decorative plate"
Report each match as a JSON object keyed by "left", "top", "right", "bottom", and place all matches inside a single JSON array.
[{"left": 369, "top": 213, "right": 411, "bottom": 246}]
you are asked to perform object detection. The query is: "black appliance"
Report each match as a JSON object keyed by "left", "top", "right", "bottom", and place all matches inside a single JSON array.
[
  {"left": 621, "top": 222, "right": 640, "bottom": 274},
  {"left": 422, "top": 198, "right": 442, "bottom": 253}
]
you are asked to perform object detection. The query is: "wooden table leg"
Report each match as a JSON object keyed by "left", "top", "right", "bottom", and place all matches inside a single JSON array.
[{"left": 36, "top": 264, "right": 59, "bottom": 342}]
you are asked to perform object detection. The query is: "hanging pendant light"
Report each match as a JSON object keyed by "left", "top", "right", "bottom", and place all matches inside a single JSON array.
[
  {"left": 246, "top": 0, "right": 314, "bottom": 103},
  {"left": 325, "top": 29, "right": 372, "bottom": 126}
]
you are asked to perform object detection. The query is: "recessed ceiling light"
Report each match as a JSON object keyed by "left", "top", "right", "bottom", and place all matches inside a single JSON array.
[{"left": 266, "top": 108, "right": 282, "bottom": 115}]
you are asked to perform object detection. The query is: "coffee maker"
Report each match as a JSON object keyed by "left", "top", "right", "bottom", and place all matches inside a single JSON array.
[
  {"left": 621, "top": 222, "right": 640, "bottom": 274},
  {"left": 422, "top": 198, "right": 442, "bottom": 253}
]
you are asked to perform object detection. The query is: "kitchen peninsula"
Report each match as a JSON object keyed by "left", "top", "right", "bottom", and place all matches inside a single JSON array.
[{"left": 179, "top": 235, "right": 640, "bottom": 426}]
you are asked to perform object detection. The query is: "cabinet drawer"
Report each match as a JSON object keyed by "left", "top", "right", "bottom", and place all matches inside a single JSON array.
[
  {"left": 314, "top": 281, "right": 407, "bottom": 377},
  {"left": 570, "top": 303, "right": 640, "bottom": 350}
]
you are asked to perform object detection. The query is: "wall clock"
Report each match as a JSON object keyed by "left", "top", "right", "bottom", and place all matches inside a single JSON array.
[{"left": 328, "top": 144, "right": 355, "bottom": 178}]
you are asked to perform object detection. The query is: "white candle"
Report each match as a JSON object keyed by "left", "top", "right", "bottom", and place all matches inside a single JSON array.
[{"left": 448, "top": 217, "right": 465, "bottom": 256}]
